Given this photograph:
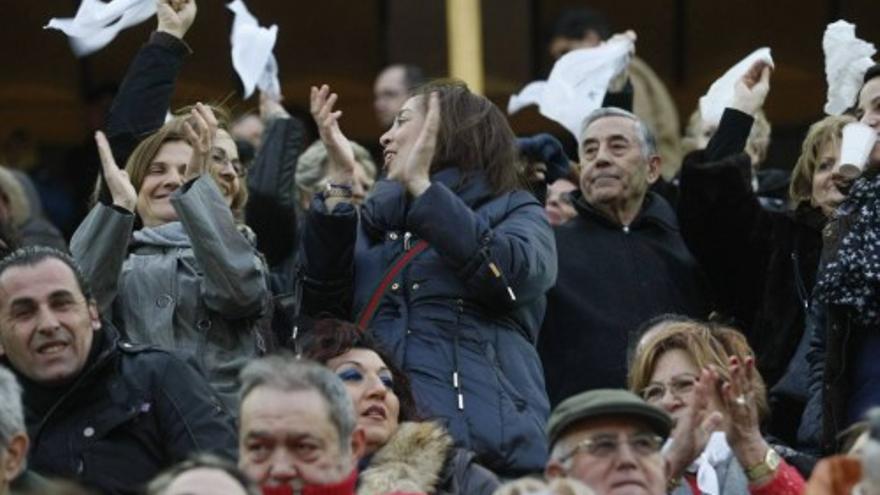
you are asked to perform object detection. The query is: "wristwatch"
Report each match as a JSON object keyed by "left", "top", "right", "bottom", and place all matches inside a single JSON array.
[
  {"left": 745, "top": 447, "right": 781, "bottom": 482},
  {"left": 324, "top": 182, "right": 353, "bottom": 199}
]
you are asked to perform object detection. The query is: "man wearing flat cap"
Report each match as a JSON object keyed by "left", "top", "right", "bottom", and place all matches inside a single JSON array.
[{"left": 545, "top": 389, "right": 672, "bottom": 495}]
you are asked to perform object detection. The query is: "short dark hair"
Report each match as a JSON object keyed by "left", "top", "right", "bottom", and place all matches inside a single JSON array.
[
  {"left": 0, "top": 246, "right": 93, "bottom": 300},
  {"left": 550, "top": 7, "right": 612, "bottom": 42},
  {"left": 299, "top": 318, "right": 419, "bottom": 422},
  {"left": 146, "top": 453, "right": 258, "bottom": 495},
  {"left": 401, "top": 64, "right": 427, "bottom": 91}
]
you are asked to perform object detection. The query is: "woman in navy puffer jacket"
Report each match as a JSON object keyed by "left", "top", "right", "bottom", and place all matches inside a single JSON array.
[{"left": 301, "top": 81, "right": 557, "bottom": 477}]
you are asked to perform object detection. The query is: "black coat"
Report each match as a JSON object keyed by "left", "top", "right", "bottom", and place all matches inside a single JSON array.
[
  {"left": 678, "top": 151, "right": 824, "bottom": 389},
  {"left": 4, "top": 325, "right": 238, "bottom": 495},
  {"left": 539, "top": 191, "right": 710, "bottom": 405}
]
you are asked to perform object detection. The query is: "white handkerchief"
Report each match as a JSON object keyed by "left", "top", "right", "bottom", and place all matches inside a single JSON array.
[
  {"left": 45, "top": 0, "right": 156, "bottom": 57},
  {"left": 508, "top": 37, "right": 634, "bottom": 140},
  {"left": 227, "top": 0, "right": 280, "bottom": 99},
  {"left": 823, "top": 20, "right": 876, "bottom": 116},
  {"left": 699, "top": 47, "right": 774, "bottom": 126},
  {"left": 690, "top": 432, "right": 732, "bottom": 495}
]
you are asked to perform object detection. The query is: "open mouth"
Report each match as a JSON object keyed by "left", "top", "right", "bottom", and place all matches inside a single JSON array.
[
  {"left": 383, "top": 151, "right": 396, "bottom": 166},
  {"left": 362, "top": 405, "right": 387, "bottom": 420},
  {"left": 36, "top": 341, "right": 69, "bottom": 356}
]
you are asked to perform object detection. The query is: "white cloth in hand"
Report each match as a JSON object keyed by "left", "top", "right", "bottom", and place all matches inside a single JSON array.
[
  {"left": 699, "top": 47, "right": 774, "bottom": 126},
  {"left": 690, "top": 432, "right": 732, "bottom": 495},
  {"left": 45, "top": 0, "right": 155, "bottom": 57},
  {"left": 823, "top": 20, "right": 876, "bottom": 116},
  {"left": 508, "top": 37, "right": 634, "bottom": 140},
  {"left": 227, "top": 0, "right": 281, "bottom": 99}
]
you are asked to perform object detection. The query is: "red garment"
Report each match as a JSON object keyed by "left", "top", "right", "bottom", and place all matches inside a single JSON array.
[
  {"left": 749, "top": 461, "right": 805, "bottom": 495},
  {"left": 682, "top": 460, "right": 805, "bottom": 494},
  {"left": 261, "top": 470, "right": 358, "bottom": 495}
]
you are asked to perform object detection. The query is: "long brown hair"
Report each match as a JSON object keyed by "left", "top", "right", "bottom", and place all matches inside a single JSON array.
[{"left": 411, "top": 80, "right": 523, "bottom": 195}]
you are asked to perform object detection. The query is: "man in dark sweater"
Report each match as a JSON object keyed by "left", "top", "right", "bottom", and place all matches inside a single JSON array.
[{"left": 539, "top": 107, "right": 710, "bottom": 406}]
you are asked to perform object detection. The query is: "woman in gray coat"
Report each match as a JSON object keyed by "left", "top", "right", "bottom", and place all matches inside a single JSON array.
[{"left": 71, "top": 104, "right": 269, "bottom": 410}]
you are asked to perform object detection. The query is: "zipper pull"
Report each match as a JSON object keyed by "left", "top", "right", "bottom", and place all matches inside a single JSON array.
[
  {"left": 453, "top": 371, "right": 464, "bottom": 410},
  {"left": 403, "top": 231, "right": 412, "bottom": 251}
]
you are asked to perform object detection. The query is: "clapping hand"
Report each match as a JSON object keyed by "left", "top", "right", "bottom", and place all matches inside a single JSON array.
[
  {"left": 156, "top": 0, "right": 196, "bottom": 40},
  {"left": 731, "top": 60, "right": 772, "bottom": 116},
  {"left": 310, "top": 84, "right": 356, "bottom": 183},
  {"left": 95, "top": 131, "right": 137, "bottom": 212},
  {"left": 183, "top": 102, "right": 218, "bottom": 181},
  {"left": 664, "top": 367, "right": 724, "bottom": 480},
  {"left": 387, "top": 92, "right": 441, "bottom": 197}
]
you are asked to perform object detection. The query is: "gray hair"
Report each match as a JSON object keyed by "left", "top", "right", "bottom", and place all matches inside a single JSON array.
[
  {"left": 147, "top": 453, "right": 258, "bottom": 495},
  {"left": 295, "top": 140, "right": 377, "bottom": 196},
  {"left": 580, "top": 107, "right": 658, "bottom": 159},
  {"left": 0, "top": 366, "right": 24, "bottom": 448},
  {"left": 239, "top": 356, "right": 356, "bottom": 454}
]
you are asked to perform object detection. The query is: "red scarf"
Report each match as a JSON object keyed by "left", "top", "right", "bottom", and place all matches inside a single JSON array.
[{"left": 260, "top": 469, "right": 358, "bottom": 495}]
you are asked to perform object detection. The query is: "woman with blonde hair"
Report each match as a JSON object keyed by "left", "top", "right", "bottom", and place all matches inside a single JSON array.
[
  {"left": 70, "top": 104, "right": 268, "bottom": 411},
  {"left": 629, "top": 319, "right": 805, "bottom": 494},
  {"left": 678, "top": 62, "right": 855, "bottom": 444}
]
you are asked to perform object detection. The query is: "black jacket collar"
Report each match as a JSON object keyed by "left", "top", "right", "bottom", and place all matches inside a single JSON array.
[{"left": 571, "top": 190, "right": 679, "bottom": 232}]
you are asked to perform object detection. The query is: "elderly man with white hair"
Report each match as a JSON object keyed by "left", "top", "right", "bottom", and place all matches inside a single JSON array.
[{"left": 540, "top": 107, "right": 711, "bottom": 407}]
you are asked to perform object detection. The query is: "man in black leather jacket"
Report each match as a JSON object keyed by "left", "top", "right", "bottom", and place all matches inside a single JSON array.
[{"left": 0, "top": 247, "right": 237, "bottom": 495}]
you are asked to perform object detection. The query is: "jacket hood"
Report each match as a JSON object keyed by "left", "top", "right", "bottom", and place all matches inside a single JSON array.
[
  {"left": 357, "top": 421, "right": 453, "bottom": 495},
  {"left": 571, "top": 189, "right": 679, "bottom": 231}
]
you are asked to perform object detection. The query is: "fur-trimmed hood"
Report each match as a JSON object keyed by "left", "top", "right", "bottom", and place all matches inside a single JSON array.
[{"left": 357, "top": 421, "right": 453, "bottom": 495}]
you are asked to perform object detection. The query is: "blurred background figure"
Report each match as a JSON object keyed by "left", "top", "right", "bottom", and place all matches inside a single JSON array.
[
  {"left": 295, "top": 140, "right": 377, "bottom": 210},
  {"left": 373, "top": 64, "right": 426, "bottom": 131},
  {"left": 547, "top": 7, "right": 683, "bottom": 176}
]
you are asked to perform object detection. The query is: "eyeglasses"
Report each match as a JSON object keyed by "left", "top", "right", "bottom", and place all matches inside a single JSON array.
[
  {"left": 559, "top": 432, "right": 664, "bottom": 462},
  {"left": 639, "top": 373, "right": 699, "bottom": 404},
  {"left": 211, "top": 148, "right": 247, "bottom": 177}
]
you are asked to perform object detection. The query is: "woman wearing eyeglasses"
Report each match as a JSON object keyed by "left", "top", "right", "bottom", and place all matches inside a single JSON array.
[
  {"left": 628, "top": 319, "right": 805, "bottom": 494},
  {"left": 70, "top": 105, "right": 269, "bottom": 412}
]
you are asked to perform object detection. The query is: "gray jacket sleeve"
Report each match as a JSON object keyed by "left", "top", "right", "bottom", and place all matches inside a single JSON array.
[
  {"left": 172, "top": 175, "right": 268, "bottom": 319},
  {"left": 69, "top": 204, "right": 135, "bottom": 314}
]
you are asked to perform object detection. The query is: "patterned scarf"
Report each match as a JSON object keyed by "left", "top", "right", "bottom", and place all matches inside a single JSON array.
[{"left": 816, "top": 173, "right": 880, "bottom": 326}]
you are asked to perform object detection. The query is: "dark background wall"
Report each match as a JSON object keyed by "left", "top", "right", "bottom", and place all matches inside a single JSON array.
[{"left": 2, "top": 0, "right": 879, "bottom": 168}]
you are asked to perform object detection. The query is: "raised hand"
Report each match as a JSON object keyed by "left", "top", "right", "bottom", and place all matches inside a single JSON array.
[
  {"left": 95, "top": 131, "right": 137, "bottom": 212},
  {"left": 156, "top": 0, "right": 197, "bottom": 40},
  {"left": 607, "top": 30, "right": 637, "bottom": 92},
  {"left": 183, "top": 102, "right": 217, "bottom": 181},
  {"left": 731, "top": 61, "right": 772, "bottom": 116},
  {"left": 664, "top": 367, "right": 724, "bottom": 480},
  {"left": 720, "top": 356, "right": 763, "bottom": 448},
  {"left": 260, "top": 90, "right": 289, "bottom": 121},
  {"left": 390, "top": 92, "right": 440, "bottom": 197},
  {"left": 309, "top": 84, "right": 356, "bottom": 183}
]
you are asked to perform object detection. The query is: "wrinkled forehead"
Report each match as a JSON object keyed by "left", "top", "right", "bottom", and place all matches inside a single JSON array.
[
  {"left": 0, "top": 258, "right": 83, "bottom": 301},
  {"left": 559, "top": 415, "right": 654, "bottom": 447},
  {"left": 581, "top": 115, "right": 640, "bottom": 144}
]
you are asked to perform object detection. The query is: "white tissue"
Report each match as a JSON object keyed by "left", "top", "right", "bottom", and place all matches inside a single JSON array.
[
  {"left": 699, "top": 47, "right": 774, "bottom": 126},
  {"left": 823, "top": 20, "right": 876, "bottom": 116},
  {"left": 45, "top": 0, "right": 156, "bottom": 57},
  {"left": 227, "top": 0, "right": 280, "bottom": 100},
  {"left": 508, "top": 37, "right": 634, "bottom": 140}
]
